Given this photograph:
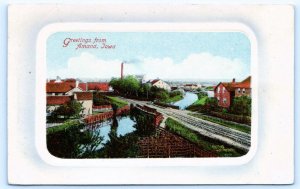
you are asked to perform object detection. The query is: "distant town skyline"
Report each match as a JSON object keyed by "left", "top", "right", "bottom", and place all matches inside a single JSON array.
[{"left": 47, "top": 32, "right": 251, "bottom": 80}]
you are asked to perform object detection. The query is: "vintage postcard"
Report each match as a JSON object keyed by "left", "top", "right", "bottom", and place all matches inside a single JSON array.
[
  {"left": 8, "top": 4, "right": 294, "bottom": 185},
  {"left": 45, "top": 31, "right": 252, "bottom": 159}
]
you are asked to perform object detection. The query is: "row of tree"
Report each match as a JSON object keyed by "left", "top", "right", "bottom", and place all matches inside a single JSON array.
[{"left": 109, "top": 75, "right": 180, "bottom": 102}]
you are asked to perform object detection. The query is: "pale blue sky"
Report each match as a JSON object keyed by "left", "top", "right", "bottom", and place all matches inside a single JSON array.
[{"left": 47, "top": 32, "right": 251, "bottom": 80}]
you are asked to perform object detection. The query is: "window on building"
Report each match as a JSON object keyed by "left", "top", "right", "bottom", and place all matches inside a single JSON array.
[
  {"left": 242, "top": 88, "right": 246, "bottom": 94},
  {"left": 217, "top": 97, "right": 220, "bottom": 101},
  {"left": 218, "top": 87, "right": 220, "bottom": 93},
  {"left": 238, "top": 88, "right": 241, "bottom": 93},
  {"left": 223, "top": 98, "right": 227, "bottom": 104},
  {"left": 223, "top": 87, "right": 225, "bottom": 93}
]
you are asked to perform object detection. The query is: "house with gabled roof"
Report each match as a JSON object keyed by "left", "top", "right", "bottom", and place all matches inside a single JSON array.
[
  {"left": 74, "top": 92, "right": 93, "bottom": 116},
  {"left": 46, "top": 79, "right": 84, "bottom": 96},
  {"left": 46, "top": 77, "right": 95, "bottom": 117},
  {"left": 149, "top": 79, "right": 171, "bottom": 91},
  {"left": 46, "top": 96, "right": 73, "bottom": 115},
  {"left": 214, "top": 76, "right": 251, "bottom": 108}
]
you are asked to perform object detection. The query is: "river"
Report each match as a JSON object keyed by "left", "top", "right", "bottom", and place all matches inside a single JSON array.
[{"left": 173, "top": 92, "right": 198, "bottom": 109}]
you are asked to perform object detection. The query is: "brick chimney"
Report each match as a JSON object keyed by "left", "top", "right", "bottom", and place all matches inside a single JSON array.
[{"left": 232, "top": 78, "right": 236, "bottom": 83}]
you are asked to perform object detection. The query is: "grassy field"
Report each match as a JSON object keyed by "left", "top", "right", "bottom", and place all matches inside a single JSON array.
[
  {"left": 106, "top": 96, "right": 128, "bottom": 108},
  {"left": 192, "top": 96, "right": 208, "bottom": 106},
  {"left": 165, "top": 118, "right": 243, "bottom": 157},
  {"left": 189, "top": 113, "right": 251, "bottom": 134},
  {"left": 47, "top": 120, "right": 83, "bottom": 135}
]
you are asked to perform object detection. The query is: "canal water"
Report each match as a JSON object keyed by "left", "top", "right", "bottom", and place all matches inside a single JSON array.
[
  {"left": 173, "top": 92, "right": 198, "bottom": 109},
  {"left": 91, "top": 116, "right": 136, "bottom": 148}
]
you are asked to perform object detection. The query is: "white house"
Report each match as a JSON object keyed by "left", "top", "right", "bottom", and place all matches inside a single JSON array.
[
  {"left": 74, "top": 92, "right": 93, "bottom": 116},
  {"left": 150, "top": 79, "right": 171, "bottom": 91},
  {"left": 46, "top": 77, "right": 93, "bottom": 117}
]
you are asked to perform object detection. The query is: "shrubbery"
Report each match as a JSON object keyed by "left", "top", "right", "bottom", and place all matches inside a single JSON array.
[
  {"left": 47, "top": 100, "right": 84, "bottom": 123},
  {"left": 93, "top": 92, "right": 110, "bottom": 106},
  {"left": 187, "top": 96, "right": 251, "bottom": 125},
  {"left": 230, "top": 96, "right": 251, "bottom": 116}
]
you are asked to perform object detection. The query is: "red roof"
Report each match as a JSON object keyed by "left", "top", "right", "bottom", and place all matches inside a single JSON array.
[
  {"left": 214, "top": 76, "right": 251, "bottom": 92},
  {"left": 46, "top": 82, "right": 74, "bottom": 93},
  {"left": 64, "top": 79, "right": 76, "bottom": 87},
  {"left": 234, "top": 76, "right": 251, "bottom": 88},
  {"left": 74, "top": 92, "right": 93, "bottom": 100},
  {"left": 64, "top": 78, "right": 76, "bottom": 82},
  {"left": 78, "top": 83, "right": 87, "bottom": 91},
  {"left": 87, "top": 82, "right": 109, "bottom": 91},
  {"left": 47, "top": 96, "right": 71, "bottom": 105},
  {"left": 151, "top": 79, "right": 160, "bottom": 85}
]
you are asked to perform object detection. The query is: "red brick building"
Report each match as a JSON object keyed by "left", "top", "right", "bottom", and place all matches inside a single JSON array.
[{"left": 214, "top": 76, "right": 251, "bottom": 108}]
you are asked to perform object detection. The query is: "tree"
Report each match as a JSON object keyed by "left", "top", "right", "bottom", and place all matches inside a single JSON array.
[
  {"left": 230, "top": 96, "right": 251, "bottom": 116},
  {"left": 109, "top": 76, "right": 140, "bottom": 97},
  {"left": 170, "top": 90, "right": 182, "bottom": 97},
  {"left": 143, "top": 83, "right": 151, "bottom": 99},
  {"left": 123, "top": 76, "right": 140, "bottom": 96},
  {"left": 52, "top": 100, "right": 84, "bottom": 120},
  {"left": 155, "top": 90, "right": 169, "bottom": 102},
  {"left": 109, "top": 77, "right": 122, "bottom": 93}
]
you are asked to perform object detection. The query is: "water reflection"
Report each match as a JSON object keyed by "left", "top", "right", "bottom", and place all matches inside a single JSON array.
[
  {"left": 47, "top": 108, "right": 156, "bottom": 158},
  {"left": 173, "top": 92, "right": 198, "bottom": 109},
  {"left": 92, "top": 116, "right": 136, "bottom": 148}
]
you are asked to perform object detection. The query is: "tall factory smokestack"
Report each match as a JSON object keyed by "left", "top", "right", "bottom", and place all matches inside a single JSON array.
[{"left": 121, "top": 62, "right": 124, "bottom": 79}]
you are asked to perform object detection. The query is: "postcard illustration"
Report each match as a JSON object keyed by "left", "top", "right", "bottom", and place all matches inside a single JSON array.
[{"left": 46, "top": 32, "right": 251, "bottom": 158}]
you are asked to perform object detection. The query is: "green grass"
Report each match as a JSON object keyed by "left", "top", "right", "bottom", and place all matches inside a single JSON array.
[
  {"left": 164, "top": 94, "right": 183, "bottom": 103},
  {"left": 106, "top": 96, "right": 128, "bottom": 108},
  {"left": 205, "top": 86, "right": 214, "bottom": 90},
  {"left": 192, "top": 96, "right": 208, "bottom": 105},
  {"left": 189, "top": 113, "right": 251, "bottom": 134},
  {"left": 165, "top": 118, "right": 242, "bottom": 157},
  {"left": 47, "top": 120, "right": 82, "bottom": 135}
]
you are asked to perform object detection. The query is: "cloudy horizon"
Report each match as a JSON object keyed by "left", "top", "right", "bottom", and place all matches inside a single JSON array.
[{"left": 47, "top": 32, "right": 251, "bottom": 82}]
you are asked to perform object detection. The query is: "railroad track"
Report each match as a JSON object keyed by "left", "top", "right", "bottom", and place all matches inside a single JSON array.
[
  {"left": 121, "top": 97, "right": 251, "bottom": 151},
  {"left": 161, "top": 108, "right": 251, "bottom": 149}
]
